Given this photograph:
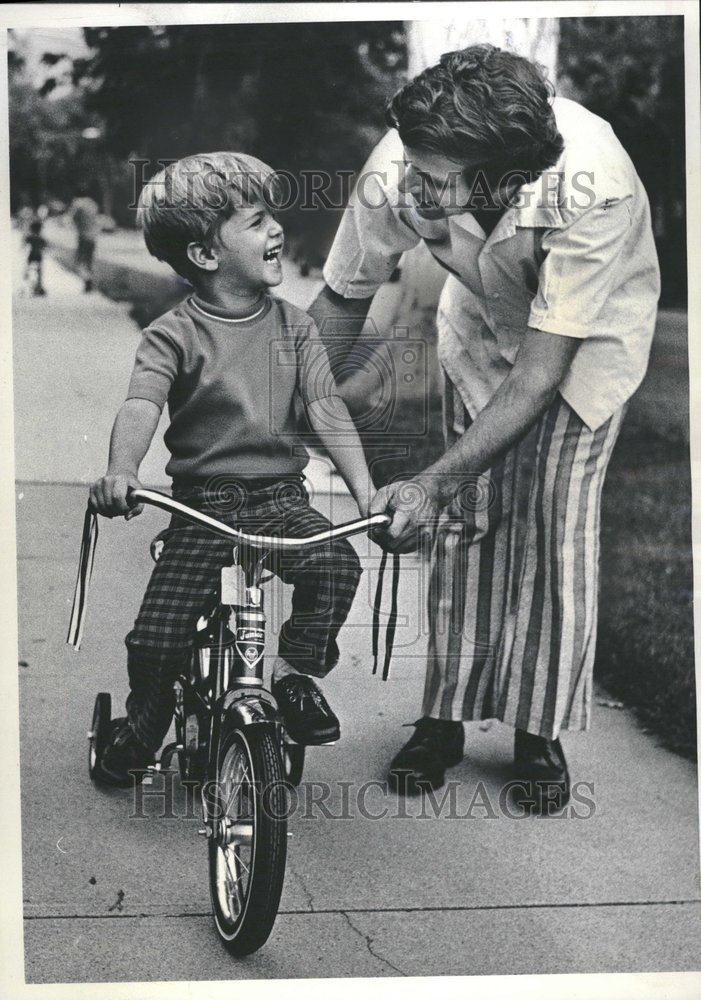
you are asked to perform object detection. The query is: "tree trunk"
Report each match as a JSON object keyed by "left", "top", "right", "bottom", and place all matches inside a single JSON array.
[
  {"left": 405, "top": 16, "right": 559, "bottom": 79},
  {"left": 341, "top": 18, "right": 560, "bottom": 486}
]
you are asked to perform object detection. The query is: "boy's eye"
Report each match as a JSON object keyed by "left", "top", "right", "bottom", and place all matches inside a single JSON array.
[{"left": 250, "top": 210, "right": 278, "bottom": 228}]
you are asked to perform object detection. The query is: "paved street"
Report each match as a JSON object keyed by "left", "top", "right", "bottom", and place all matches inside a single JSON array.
[{"left": 11, "top": 241, "right": 701, "bottom": 984}]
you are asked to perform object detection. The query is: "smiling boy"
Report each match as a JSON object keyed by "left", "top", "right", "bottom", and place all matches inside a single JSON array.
[{"left": 89, "top": 152, "right": 373, "bottom": 785}]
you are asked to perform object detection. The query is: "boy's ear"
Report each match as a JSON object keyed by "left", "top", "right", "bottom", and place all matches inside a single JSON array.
[{"left": 186, "top": 242, "right": 219, "bottom": 272}]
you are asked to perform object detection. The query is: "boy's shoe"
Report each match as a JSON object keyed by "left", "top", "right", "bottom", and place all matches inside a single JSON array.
[
  {"left": 388, "top": 717, "right": 464, "bottom": 794},
  {"left": 97, "top": 718, "right": 155, "bottom": 787},
  {"left": 272, "top": 674, "right": 340, "bottom": 745}
]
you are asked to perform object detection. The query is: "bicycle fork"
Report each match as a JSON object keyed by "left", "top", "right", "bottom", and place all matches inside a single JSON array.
[{"left": 198, "top": 552, "right": 283, "bottom": 832}]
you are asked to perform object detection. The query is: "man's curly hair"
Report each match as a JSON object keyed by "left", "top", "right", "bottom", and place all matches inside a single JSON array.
[{"left": 386, "top": 44, "right": 564, "bottom": 179}]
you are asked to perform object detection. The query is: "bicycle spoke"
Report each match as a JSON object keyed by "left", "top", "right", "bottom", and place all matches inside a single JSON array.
[
  {"left": 224, "top": 844, "right": 253, "bottom": 918},
  {"left": 224, "top": 852, "right": 242, "bottom": 918},
  {"left": 214, "top": 739, "right": 258, "bottom": 924},
  {"left": 231, "top": 846, "right": 251, "bottom": 879}
]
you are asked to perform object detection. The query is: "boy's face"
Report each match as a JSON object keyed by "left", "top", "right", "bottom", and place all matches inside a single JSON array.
[{"left": 209, "top": 203, "right": 284, "bottom": 290}]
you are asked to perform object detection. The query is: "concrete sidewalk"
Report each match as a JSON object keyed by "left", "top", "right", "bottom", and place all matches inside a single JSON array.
[
  {"left": 43, "top": 216, "right": 326, "bottom": 326},
  {"left": 11, "top": 229, "right": 339, "bottom": 498},
  {"left": 11, "top": 238, "right": 701, "bottom": 983},
  {"left": 16, "top": 478, "right": 701, "bottom": 982}
]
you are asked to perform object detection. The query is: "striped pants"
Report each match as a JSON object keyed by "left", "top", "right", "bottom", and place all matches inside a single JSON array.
[{"left": 422, "top": 376, "right": 625, "bottom": 739}]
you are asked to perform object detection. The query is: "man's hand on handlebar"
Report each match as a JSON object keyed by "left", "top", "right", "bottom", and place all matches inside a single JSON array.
[
  {"left": 89, "top": 471, "right": 144, "bottom": 520},
  {"left": 369, "top": 478, "right": 440, "bottom": 554}
]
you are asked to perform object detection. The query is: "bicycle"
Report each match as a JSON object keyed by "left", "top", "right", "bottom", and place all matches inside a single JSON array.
[{"left": 71, "top": 487, "right": 390, "bottom": 956}]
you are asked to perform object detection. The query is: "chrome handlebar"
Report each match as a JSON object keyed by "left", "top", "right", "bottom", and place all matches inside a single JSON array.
[{"left": 128, "top": 488, "right": 391, "bottom": 552}]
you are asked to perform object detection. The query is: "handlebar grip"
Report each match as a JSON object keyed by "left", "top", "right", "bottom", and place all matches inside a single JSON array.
[
  {"left": 125, "top": 486, "right": 141, "bottom": 508},
  {"left": 372, "top": 514, "right": 392, "bottom": 528}
]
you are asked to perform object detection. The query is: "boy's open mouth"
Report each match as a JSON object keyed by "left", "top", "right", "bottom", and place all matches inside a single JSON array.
[{"left": 263, "top": 243, "right": 283, "bottom": 262}]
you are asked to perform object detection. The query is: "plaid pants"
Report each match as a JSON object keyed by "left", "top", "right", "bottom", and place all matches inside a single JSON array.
[{"left": 124, "top": 478, "right": 362, "bottom": 751}]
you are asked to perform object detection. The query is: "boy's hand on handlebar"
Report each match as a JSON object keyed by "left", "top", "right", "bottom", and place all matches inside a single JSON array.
[{"left": 89, "top": 472, "right": 144, "bottom": 520}]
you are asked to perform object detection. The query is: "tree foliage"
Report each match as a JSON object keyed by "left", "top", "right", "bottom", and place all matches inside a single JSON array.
[
  {"left": 8, "top": 40, "right": 93, "bottom": 208},
  {"left": 9, "top": 19, "right": 685, "bottom": 303},
  {"left": 71, "top": 23, "right": 406, "bottom": 245},
  {"left": 558, "top": 16, "right": 686, "bottom": 305}
]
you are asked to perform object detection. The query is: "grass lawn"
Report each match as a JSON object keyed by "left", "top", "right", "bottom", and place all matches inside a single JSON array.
[{"left": 596, "top": 421, "right": 696, "bottom": 759}]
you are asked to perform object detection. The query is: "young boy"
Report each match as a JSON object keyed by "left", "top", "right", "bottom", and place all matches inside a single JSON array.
[{"left": 89, "top": 151, "right": 374, "bottom": 785}]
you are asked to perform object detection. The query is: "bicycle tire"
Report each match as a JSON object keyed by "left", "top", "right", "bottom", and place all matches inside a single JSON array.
[{"left": 207, "top": 723, "right": 287, "bottom": 955}]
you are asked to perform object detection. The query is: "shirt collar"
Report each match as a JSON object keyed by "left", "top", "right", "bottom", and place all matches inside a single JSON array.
[
  {"left": 189, "top": 292, "right": 271, "bottom": 324},
  {"left": 510, "top": 170, "right": 566, "bottom": 230},
  {"left": 449, "top": 167, "right": 566, "bottom": 246}
]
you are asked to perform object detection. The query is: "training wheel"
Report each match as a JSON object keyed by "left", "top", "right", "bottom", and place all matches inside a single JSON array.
[{"left": 88, "top": 692, "right": 112, "bottom": 780}]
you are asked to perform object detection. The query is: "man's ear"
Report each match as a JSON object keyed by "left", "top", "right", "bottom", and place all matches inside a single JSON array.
[{"left": 187, "top": 242, "right": 219, "bottom": 272}]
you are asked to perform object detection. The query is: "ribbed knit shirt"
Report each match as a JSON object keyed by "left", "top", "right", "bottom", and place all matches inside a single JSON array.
[{"left": 126, "top": 293, "right": 335, "bottom": 481}]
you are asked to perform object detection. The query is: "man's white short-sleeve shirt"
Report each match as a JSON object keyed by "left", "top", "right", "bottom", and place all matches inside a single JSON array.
[{"left": 323, "top": 97, "right": 661, "bottom": 430}]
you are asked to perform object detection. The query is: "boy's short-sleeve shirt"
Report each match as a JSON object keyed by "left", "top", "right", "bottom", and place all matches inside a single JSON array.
[
  {"left": 322, "top": 97, "right": 661, "bottom": 430},
  {"left": 126, "top": 293, "right": 336, "bottom": 481}
]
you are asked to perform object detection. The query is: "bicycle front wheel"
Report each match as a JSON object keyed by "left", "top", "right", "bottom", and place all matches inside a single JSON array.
[{"left": 207, "top": 724, "right": 287, "bottom": 955}]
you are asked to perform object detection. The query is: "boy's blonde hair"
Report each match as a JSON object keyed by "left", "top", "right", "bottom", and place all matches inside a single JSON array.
[{"left": 136, "top": 151, "right": 280, "bottom": 279}]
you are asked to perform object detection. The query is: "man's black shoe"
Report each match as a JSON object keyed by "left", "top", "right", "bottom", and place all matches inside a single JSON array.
[
  {"left": 272, "top": 674, "right": 340, "bottom": 745},
  {"left": 511, "top": 729, "right": 570, "bottom": 816},
  {"left": 388, "top": 717, "right": 464, "bottom": 795},
  {"left": 97, "top": 718, "right": 155, "bottom": 787}
]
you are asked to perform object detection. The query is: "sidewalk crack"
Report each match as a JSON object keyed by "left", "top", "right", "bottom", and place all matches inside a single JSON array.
[
  {"left": 341, "top": 910, "right": 406, "bottom": 976},
  {"left": 287, "top": 865, "right": 315, "bottom": 911}
]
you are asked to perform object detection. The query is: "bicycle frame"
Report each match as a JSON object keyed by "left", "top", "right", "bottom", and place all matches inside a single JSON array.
[
  {"left": 132, "top": 488, "right": 391, "bottom": 785},
  {"left": 191, "top": 546, "right": 278, "bottom": 774}
]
